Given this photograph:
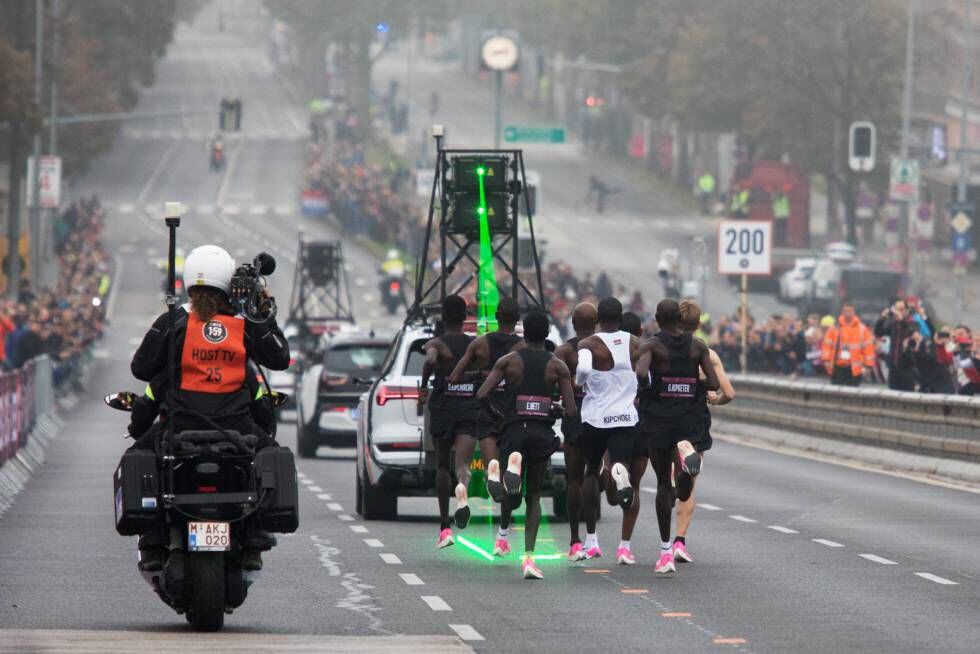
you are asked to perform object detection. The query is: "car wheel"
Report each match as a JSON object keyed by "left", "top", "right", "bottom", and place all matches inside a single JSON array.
[
  {"left": 360, "top": 470, "right": 397, "bottom": 520},
  {"left": 355, "top": 469, "right": 364, "bottom": 516},
  {"left": 297, "top": 422, "right": 318, "bottom": 459}
]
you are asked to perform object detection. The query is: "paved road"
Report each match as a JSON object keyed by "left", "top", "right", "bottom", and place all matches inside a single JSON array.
[{"left": 0, "top": 4, "right": 978, "bottom": 653}]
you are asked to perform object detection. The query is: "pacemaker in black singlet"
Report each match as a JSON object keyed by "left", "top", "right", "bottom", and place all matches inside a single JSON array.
[
  {"left": 476, "top": 331, "right": 522, "bottom": 439},
  {"left": 638, "top": 331, "right": 705, "bottom": 450},
  {"left": 429, "top": 333, "right": 478, "bottom": 440},
  {"left": 560, "top": 336, "right": 587, "bottom": 447},
  {"left": 499, "top": 349, "right": 561, "bottom": 462}
]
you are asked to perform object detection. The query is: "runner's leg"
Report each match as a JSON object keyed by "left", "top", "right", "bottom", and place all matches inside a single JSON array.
[
  {"left": 649, "top": 445, "right": 676, "bottom": 572},
  {"left": 564, "top": 442, "right": 585, "bottom": 546},
  {"left": 435, "top": 437, "right": 453, "bottom": 530},
  {"left": 620, "top": 452, "right": 648, "bottom": 542},
  {"left": 523, "top": 458, "right": 548, "bottom": 553},
  {"left": 453, "top": 432, "right": 477, "bottom": 529}
]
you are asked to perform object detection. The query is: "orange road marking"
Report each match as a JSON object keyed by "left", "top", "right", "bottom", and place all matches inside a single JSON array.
[
  {"left": 661, "top": 612, "right": 692, "bottom": 617},
  {"left": 620, "top": 589, "right": 649, "bottom": 594},
  {"left": 584, "top": 569, "right": 609, "bottom": 574},
  {"left": 713, "top": 637, "right": 747, "bottom": 645}
]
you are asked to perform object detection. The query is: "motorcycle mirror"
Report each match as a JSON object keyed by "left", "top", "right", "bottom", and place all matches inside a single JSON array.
[
  {"left": 104, "top": 391, "right": 138, "bottom": 412},
  {"left": 270, "top": 391, "right": 289, "bottom": 408}
]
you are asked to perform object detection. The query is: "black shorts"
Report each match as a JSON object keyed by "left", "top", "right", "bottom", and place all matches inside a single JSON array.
[
  {"left": 640, "top": 415, "right": 704, "bottom": 451},
  {"left": 698, "top": 409, "right": 713, "bottom": 452},
  {"left": 429, "top": 399, "right": 477, "bottom": 441},
  {"left": 582, "top": 423, "right": 638, "bottom": 466},
  {"left": 500, "top": 420, "right": 560, "bottom": 463}
]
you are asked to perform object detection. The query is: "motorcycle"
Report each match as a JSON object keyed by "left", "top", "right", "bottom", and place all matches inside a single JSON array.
[
  {"left": 105, "top": 390, "right": 296, "bottom": 631},
  {"left": 380, "top": 277, "right": 405, "bottom": 315},
  {"left": 210, "top": 144, "right": 225, "bottom": 171}
]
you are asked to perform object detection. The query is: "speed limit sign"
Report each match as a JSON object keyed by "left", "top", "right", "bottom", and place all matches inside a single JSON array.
[{"left": 717, "top": 220, "right": 772, "bottom": 275}]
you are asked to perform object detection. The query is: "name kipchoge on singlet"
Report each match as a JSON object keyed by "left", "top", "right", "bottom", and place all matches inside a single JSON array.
[
  {"left": 431, "top": 333, "right": 477, "bottom": 403},
  {"left": 581, "top": 331, "right": 638, "bottom": 428}
]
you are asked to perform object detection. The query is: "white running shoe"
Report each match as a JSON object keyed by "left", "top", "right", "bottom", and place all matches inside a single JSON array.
[{"left": 610, "top": 462, "right": 634, "bottom": 509}]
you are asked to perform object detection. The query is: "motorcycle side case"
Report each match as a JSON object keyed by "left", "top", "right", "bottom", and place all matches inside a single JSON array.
[
  {"left": 113, "top": 450, "right": 160, "bottom": 536},
  {"left": 254, "top": 447, "right": 299, "bottom": 533}
]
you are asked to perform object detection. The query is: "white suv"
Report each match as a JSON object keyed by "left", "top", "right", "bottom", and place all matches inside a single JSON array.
[{"left": 355, "top": 320, "right": 568, "bottom": 520}]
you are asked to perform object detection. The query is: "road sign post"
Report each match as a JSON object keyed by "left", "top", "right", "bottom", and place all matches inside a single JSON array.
[{"left": 717, "top": 220, "right": 772, "bottom": 372}]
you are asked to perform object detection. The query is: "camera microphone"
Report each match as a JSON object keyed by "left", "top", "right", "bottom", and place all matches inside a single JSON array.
[{"left": 256, "top": 252, "right": 276, "bottom": 276}]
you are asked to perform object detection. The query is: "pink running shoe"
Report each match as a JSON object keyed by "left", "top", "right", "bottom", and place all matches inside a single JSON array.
[
  {"left": 655, "top": 552, "right": 676, "bottom": 574},
  {"left": 436, "top": 528, "right": 455, "bottom": 549},
  {"left": 567, "top": 542, "right": 587, "bottom": 562},
  {"left": 672, "top": 540, "right": 693, "bottom": 563},
  {"left": 616, "top": 546, "right": 636, "bottom": 565},
  {"left": 493, "top": 538, "right": 511, "bottom": 557},
  {"left": 585, "top": 546, "right": 603, "bottom": 560},
  {"left": 522, "top": 556, "right": 544, "bottom": 580}
]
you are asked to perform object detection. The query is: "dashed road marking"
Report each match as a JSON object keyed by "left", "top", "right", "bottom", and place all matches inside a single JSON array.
[
  {"left": 584, "top": 569, "right": 609, "bottom": 574},
  {"left": 349, "top": 525, "right": 369, "bottom": 534},
  {"left": 697, "top": 503, "right": 723, "bottom": 511},
  {"left": 662, "top": 612, "right": 693, "bottom": 618},
  {"left": 729, "top": 515, "right": 757, "bottom": 523},
  {"left": 222, "top": 205, "right": 241, "bottom": 215},
  {"left": 380, "top": 553, "right": 402, "bottom": 565},
  {"left": 338, "top": 515, "right": 354, "bottom": 522},
  {"left": 316, "top": 493, "right": 332, "bottom": 500},
  {"left": 307, "top": 485, "right": 323, "bottom": 492},
  {"left": 767, "top": 525, "right": 799, "bottom": 534},
  {"left": 620, "top": 589, "right": 648, "bottom": 594},
  {"left": 118, "top": 203, "right": 135, "bottom": 214},
  {"left": 812, "top": 538, "right": 845, "bottom": 548},
  {"left": 326, "top": 503, "right": 343, "bottom": 511},
  {"left": 420, "top": 595, "right": 452, "bottom": 612},
  {"left": 859, "top": 553, "right": 898, "bottom": 565},
  {"left": 274, "top": 205, "right": 292, "bottom": 216},
  {"left": 448, "top": 624, "right": 484, "bottom": 641},
  {"left": 914, "top": 572, "right": 958, "bottom": 585},
  {"left": 713, "top": 637, "right": 747, "bottom": 645},
  {"left": 399, "top": 573, "right": 424, "bottom": 586},
  {"left": 250, "top": 205, "right": 267, "bottom": 215},
  {"left": 363, "top": 538, "right": 384, "bottom": 548},
  {"left": 300, "top": 479, "right": 313, "bottom": 485},
  {"left": 197, "top": 204, "right": 214, "bottom": 214}
]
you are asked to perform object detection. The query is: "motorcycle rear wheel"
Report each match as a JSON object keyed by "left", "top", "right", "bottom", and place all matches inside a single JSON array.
[{"left": 188, "top": 553, "right": 225, "bottom": 632}]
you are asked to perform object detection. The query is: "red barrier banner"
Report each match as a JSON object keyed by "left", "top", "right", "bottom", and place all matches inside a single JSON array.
[{"left": 0, "top": 362, "right": 38, "bottom": 467}]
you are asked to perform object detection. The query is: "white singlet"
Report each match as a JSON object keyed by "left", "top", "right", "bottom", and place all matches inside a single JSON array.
[{"left": 580, "top": 331, "right": 638, "bottom": 429}]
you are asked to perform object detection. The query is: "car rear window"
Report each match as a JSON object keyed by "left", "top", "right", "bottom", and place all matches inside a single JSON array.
[
  {"left": 325, "top": 344, "right": 388, "bottom": 375},
  {"left": 842, "top": 270, "right": 901, "bottom": 298},
  {"left": 403, "top": 339, "right": 428, "bottom": 376}
]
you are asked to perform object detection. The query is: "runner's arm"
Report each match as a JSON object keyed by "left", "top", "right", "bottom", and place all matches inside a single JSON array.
[
  {"left": 448, "top": 337, "right": 483, "bottom": 383},
  {"left": 476, "top": 354, "right": 510, "bottom": 419},
  {"left": 708, "top": 349, "right": 734, "bottom": 405},
  {"left": 698, "top": 343, "right": 721, "bottom": 391},
  {"left": 553, "top": 359, "right": 577, "bottom": 418}
]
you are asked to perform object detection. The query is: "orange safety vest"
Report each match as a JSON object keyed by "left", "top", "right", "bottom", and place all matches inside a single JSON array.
[
  {"left": 821, "top": 316, "right": 875, "bottom": 376},
  {"left": 179, "top": 313, "right": 246, "bottom": 394}
]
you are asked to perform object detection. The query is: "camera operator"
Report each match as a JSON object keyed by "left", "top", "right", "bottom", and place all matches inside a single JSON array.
[
  {"left": 910, "top": 327, "right": 955, "bottom": 394},
  {"left": 129, "top": 245, "right": 289, "bottom": 571},
  {"left": 952, "top": 326, "right": 980, "bottom": 395},
  {"left": 874, "top": 298, "right": 922, "bottom": 391}
]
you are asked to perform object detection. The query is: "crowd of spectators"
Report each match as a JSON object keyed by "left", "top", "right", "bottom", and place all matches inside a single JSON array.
[{"left": 0, "top": 196, "right": 110, "bottom": 387}]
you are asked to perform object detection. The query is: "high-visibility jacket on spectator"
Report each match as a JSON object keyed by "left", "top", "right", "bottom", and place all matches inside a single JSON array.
[{"left": 821, "top": 315, "right": 875, "bottom": 376}]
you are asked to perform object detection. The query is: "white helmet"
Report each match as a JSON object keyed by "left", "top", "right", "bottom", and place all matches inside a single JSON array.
[
  {"left": 387, "top": 249, "right": 399, "bottom": 260},
  {"left": 183, "top": 245, "right": 235, "bottom": 294}
]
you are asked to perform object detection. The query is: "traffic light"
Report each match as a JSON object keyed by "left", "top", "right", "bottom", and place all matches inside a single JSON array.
[{"left": 848, "top": 121, "right": 875, "bottom": 172}]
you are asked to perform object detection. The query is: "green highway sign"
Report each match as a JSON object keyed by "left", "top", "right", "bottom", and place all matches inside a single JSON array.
[{"left": 503, "top": 125, "right": 566, "bottom": 144}]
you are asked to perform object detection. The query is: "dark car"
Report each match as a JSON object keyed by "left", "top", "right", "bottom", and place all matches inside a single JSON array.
[
  {"left": 296, "top": 333, "right": 391, "bottom": 457},
  {"left": 838, "top": 266, "right": 906, "bottom": 322}
]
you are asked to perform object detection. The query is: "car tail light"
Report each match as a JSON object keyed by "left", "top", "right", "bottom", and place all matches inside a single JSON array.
[
  {"left": 326, "top": 406, "right": 348, "bottom": 413},
  {"left": 389, "top": 280, "right": 401, "bottom": 293},
  {"left": 288, "top": 357, "right": 297, "bottom": 367},
  {"left": 377, "top": 441, "right": 421, "bottom": 451},
  {"left": 376, "top": 384, "right": 418, "bottom": 406},
  {"left": 321, "top": 370, "right": 349, "bottom": 386},
  {"left": 197, "top": 485, "right": 217, "bottom": 493}
]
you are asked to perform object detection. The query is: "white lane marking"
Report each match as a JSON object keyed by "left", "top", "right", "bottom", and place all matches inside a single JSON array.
[
  {"left": 250, "top": 205, "right": 267, "bottom": 215},
  {"left": 326, "top": 503, "right": 343, "bottom": 511},
  {"left": 222, "top": 205, "right": 241, "bottom": 215},
  {"left": 914, "top": 572, "right": 958, "bottom": 585},
  {"left": 363, "top": 538, "right": 384, "bottom": 548},
  {"left": 420, "top": 595, "right": 452, "bottom": 612},
  {"left": 380, "top": 553, "right": 402, "bottom": 564},
  {"left": 307, "top": 485, "right": 323, "bottom": 492},
  {"left": 448, "top": 624, "right": 485, "bottom": 642},
  {"left": 399, "top": 573, "right": 425, "bottom": 586},
  {"left": 860, "top": 553, "right": 898, "bottom": 565},
  {"left": 812, "top": 538, "right": 845, "bottom": 548},
  {"left": 316, "top": 493, "right": 332, "bottom": 500},
  {"left": 338, "top": 515, "right": 354, "bottom": 522},
  {"left": 641, "top": 486, "right": 656, "bottom": 494},
  {"left": 274, "top": 205, "right": 292, "bottom": 216},
  {"left": 128, "top": 337, "right": 143, "bottom": 346},
  {"left": 768, "top": 525, "right": 799, "bottom": 534},
  {"left": 197, "top": 204, "right": 215, "bottom": 214},
  {"left": 349, "top": 525, "right": 369, "bottom": 534},
  {"left": 354, "top": 277, "right": 366, "bottom": 287},
  {"left": 118, "top": 203, "right": 135, "bottom": 214},
  {"left": 296, "top": 472, "right": 307, "bottom": 478},
  {"left": 697, "top": 502, "right": 723, "bottom": 511},
  {"left": 216, "top": 139, "right": 245, "bottom": 207},
  {"left": 729, "top": 514, "right": 757, "bottom": 523},
  {"left": 92, "top": 349, "right": 110, "bottom": 359},
  {"left": 136, "top": 140, "right": 178, "bottom": 203},
  {"left": 300, "top": 478, "right": 313, "bottom": 485}
]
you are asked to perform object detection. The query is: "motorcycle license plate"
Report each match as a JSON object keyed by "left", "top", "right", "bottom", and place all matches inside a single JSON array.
[{"left": 187, "top": 521, "right": 231, "bottom": 552}]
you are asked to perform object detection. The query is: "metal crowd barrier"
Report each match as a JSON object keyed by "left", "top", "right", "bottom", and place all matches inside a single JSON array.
[
  {"left": 717, "top": 374, "right": 980, "bottom": 460},
  {"left": 0, "top": 356, "right": 52, "bottom": 468}
]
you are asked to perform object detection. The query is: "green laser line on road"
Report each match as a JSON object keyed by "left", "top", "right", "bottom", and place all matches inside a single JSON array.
[{"left": 475, "top": 164, "right": 499, "bottom": 335}]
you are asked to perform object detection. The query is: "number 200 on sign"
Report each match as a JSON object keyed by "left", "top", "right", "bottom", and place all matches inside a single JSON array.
[{"left": 717, "top": 220, "right": 772, "bottom": 275}]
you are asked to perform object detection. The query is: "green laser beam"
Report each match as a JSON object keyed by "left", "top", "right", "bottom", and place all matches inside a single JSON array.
[
  {"left": 456, "top": 535, "right": 495, "bottom": 561},
  {"left": 476, "top": 163, "right": 499, "bottom": 335}
]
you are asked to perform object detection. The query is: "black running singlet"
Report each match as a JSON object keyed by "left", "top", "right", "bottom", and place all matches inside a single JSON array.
[
  {"left": 640, "top": 331, "right": 701, "bottom": 422},
  {"left": 504, "top": 349, "right": 557, "bottom": 428},
  {"left": 430, "top": 333, "right": 476, "bottom": 405}
]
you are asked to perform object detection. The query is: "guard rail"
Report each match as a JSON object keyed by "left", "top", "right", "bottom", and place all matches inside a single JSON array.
[{"left": 716, "top": 374, "right": 980, "bottom": 461}]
